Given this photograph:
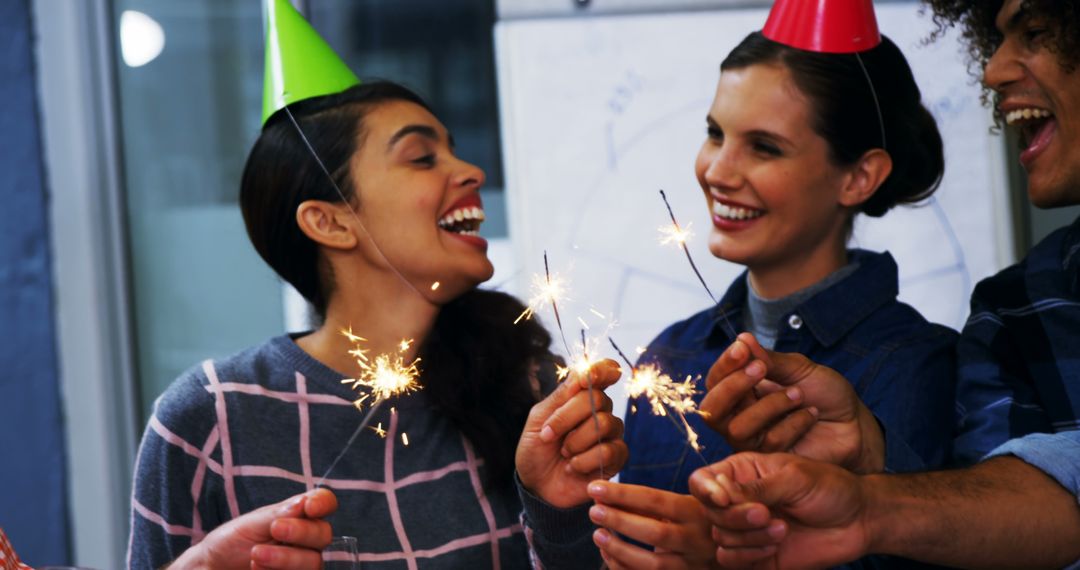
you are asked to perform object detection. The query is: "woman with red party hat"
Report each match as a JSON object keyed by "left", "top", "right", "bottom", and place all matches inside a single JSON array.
[
  {"left": 128, "top": 1, "right": 626, "bottom": 568},
  {"left": 592, "top": 1, "right": 957, "bottom": 568}
]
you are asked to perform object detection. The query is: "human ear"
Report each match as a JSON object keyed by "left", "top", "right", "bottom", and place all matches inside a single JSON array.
[
  {"left": 838, "top": 149, "right": 892, "bottom": 208},
  {"left": 295, "top": 200, "right": 359, "bottom": 251}
]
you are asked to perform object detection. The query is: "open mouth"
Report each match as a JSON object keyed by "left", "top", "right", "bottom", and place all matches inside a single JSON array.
[
  {"left": 437, "top": 204, "right": 485, "bottom": 237},
  {"left": 1005, "top": 106, "right": 1056, "bottom": 161},
  {"left": 712, "top": 200, "right": 765, "bottom": 221}
]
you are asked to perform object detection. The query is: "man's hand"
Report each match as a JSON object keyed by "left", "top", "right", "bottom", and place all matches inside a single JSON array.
[
  {"left": 171, "top": 488, "right": 337, "bottom": 570},
  {"left": 516, "top": 359, "right": 629, "bottom": 507},
  {"left": 586, "top": 480, "right": 720, "bottom": 569},
  {"left": 689, "top": 453, "right": 871, "bottom": 570},
  {"left": 701, "top": 333, "right": 885, "bottom": 473}
]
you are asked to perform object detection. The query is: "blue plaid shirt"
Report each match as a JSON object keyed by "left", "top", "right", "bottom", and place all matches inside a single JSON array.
[
  {"left": 623, "top": 250, "right": 958, "bottom": 494},
  {"left": 954, "top": 215, "right": 1080, "bottom": 465}
]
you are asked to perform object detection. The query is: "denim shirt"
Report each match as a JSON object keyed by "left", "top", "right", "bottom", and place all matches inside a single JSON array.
[{"left": 623, "top": 250, "right": 958, "bottom": 494}]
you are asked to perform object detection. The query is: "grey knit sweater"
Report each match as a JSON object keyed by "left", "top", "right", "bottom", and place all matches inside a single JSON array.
[{"left": 128, "top": 335, "right": 599, "bottom": 569}]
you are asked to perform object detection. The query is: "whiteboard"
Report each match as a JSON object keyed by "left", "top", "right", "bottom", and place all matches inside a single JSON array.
[{"left": 495, "top": 4, "right": 1012, "bottom": 379}]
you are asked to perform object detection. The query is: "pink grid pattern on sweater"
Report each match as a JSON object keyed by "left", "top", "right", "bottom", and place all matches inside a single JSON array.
[{"left": 132, "top": 360, "right": 522, "bottom": 570}]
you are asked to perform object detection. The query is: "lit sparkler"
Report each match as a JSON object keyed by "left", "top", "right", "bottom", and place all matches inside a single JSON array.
[
  {"left": 341, "top": 335, "right": 422, "bottom": 408},
  {"left": 609, "top": 337, "right": 708, "bottom": 457},
  {"left": 658, "top": 221, "right": 694, "bottom": 247},
  {"left": 658, "top": 189, "right": 736, "bottom": 338},
  {"left": 555, "top": 321, "right": 607, "bottom": 381},
  {"left": 515, "top": 252, "right": 574, "bottom": 359},
  {"left": 515, "top": 271, "right": 566, "bottom": 325},
  {"left": 316, "top": 333, "right": 423, "bottom": 488},
  {"left": 515, "top": 254, "right": 612, "bottom": 477}
]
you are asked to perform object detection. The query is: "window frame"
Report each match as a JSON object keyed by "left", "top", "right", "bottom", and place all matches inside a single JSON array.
[{"left": 34, "top": 0, "right": 140, "bottom": 566}]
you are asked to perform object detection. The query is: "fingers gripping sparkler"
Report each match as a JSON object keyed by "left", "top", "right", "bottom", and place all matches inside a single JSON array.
[
  {"left": 658, "top": 189, "right": 737, "bottom": 338},
  {"left": 608, "top": 337, "right": 708, "bottom": 464},
  {"left": 514, "top": 254, "right": 610, "bottom": 478}
]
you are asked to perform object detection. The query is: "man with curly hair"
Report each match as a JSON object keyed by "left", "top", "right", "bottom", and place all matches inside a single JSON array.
[{"left": 685, "top": 0, "right": 1080, "bottom": 567}]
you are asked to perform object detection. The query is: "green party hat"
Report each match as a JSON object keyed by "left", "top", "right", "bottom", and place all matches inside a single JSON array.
[{"left": 261, "top": 0, "right": 360, "bottom": 125}]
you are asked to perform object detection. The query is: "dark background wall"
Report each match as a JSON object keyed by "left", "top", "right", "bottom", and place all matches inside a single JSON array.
[{"left": 0, "top": 0, "right": 72, "bottom": 564}]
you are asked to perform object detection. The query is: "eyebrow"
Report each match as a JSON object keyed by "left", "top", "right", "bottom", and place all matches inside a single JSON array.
[
  {"left": 386, "top": 124, "right": 455, "bottom": 151},
  {"left": 708, "top": 116, "right": 793, "bottom": 147},
  {"left": 999, "top": 4, "right": 1028, "bottom": 34}
]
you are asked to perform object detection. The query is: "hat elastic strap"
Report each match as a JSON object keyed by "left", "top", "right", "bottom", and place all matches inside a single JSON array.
[{"left": 855, "top": 52, "right": 887, "bottom": 151}]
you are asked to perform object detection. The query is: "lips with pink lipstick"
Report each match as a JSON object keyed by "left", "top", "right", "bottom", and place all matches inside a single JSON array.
[
  {"left": 711, "top": 196, "right": 765, "bottom": 230},
  {"left": 1004, "top": 105, "right": 1057, "bottom": 168},
  {"left": 437, "top": 194, "right": 487, "bottom": 249}
]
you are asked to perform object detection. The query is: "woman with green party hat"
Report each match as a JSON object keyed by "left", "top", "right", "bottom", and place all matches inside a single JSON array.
[{"left": 128, "top": 1, "right": 626, "bottom": 568}]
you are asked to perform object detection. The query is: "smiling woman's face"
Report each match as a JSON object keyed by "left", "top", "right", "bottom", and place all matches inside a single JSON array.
[
  {"left": 695, "top": 63, "right": 855, "bottom": 276},
  {"left": 347, "top": 99, "right": 494, "bottom": 300}
]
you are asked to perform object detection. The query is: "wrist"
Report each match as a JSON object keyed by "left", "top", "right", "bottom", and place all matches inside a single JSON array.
[
  {"left": 168, "top": 544, "right": 210, "bottom": 570},
  {"left": 851, "top": 404, "right": 885, "bottom": 474},
  {"left": 861, "top": 472, "right": 923, "bottom": 557},
  {"left": 859, "top": 472, "right": 892, "bottom": 556}
]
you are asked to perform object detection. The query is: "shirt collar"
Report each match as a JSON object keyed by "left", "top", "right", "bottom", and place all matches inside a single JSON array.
[{"left": 706, "top": 249, "right": 899, "bottom": 348}]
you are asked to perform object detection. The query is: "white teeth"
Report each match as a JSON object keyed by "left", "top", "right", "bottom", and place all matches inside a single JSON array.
[
  {"left": 1005, "top": 107, "right": 1053, "bottom": 125},
  {"left": 437, "top": 206, "right": 486, "bottom": 231},
  {"left": 712, "top": 200, "right": 763, "bottom": 221}
]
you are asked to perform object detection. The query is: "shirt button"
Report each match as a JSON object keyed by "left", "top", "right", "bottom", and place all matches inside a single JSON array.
[{"left": 787, "top": 314, "right": 803, "bottom": 330}]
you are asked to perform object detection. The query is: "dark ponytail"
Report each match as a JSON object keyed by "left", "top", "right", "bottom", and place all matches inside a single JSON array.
[
  {"left": 722, "top": 32, "right": 945, "bottom": 217},
  {"left": 421, "top": 289, "right": 553, "bottom": 489}
]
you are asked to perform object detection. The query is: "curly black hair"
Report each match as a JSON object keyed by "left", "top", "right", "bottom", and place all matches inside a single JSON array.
[{"left": 924, "top": 0, "right": 1080, "bottom": 74}]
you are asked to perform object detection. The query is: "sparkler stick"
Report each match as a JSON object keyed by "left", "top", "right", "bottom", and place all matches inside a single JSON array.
[
  {"left": 545, "top": 252, "right": 573, "bottom": 357},
  {"left": 608, "top": 337, "right": 708, "bottom": 463},
  {"left": 317, "top": 332, "right": 424, "bottom": 485},
  {"left": 659, "top": 189, "right": 737, "bottom": 338},
  {"left": 659, "top": 190, "right": 716, "bottom": 303},
  {"left": 515, "top": 255, "right": 609, "bottom": 476},
  {"left": 582, "top": 329, "right": 605, "bottom": 479},
  {"left": 315, "top": 401, "right": 383, "bottom": 488}
]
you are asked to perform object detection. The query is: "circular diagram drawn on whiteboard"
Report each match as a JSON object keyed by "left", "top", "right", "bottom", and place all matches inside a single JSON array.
[{"left": 561, "top": 97, "right": 728, "bottom": 336}]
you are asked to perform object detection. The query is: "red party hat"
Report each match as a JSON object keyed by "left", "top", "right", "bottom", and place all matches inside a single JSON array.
[{"left": 762, "top": 0, "right": 881, "bottom": 54}]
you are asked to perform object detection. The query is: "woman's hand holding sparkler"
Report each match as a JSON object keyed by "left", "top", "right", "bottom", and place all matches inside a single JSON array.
[
  {"left": 169, "top": 488, "right": 337, "bottom": 570},
  {"left": 701, "top": 333, "right": 885, "bottom": 474},
  {"left": 585, "top": 481, "right": 721, "bottom": 569},
  {"left": 516, "top": 359, "right": 629, "bottom": 508}
]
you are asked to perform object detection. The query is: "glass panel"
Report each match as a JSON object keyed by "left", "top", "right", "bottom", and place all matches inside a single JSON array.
[
  {"left": 308, "top": 0, "right": 507, "bottom": 237},
  {"left": 112, "top": 0, "right": 506, "bottom": 420},
  {"left": 112, "top": 1, "right": 284, "bottom": 420}
]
